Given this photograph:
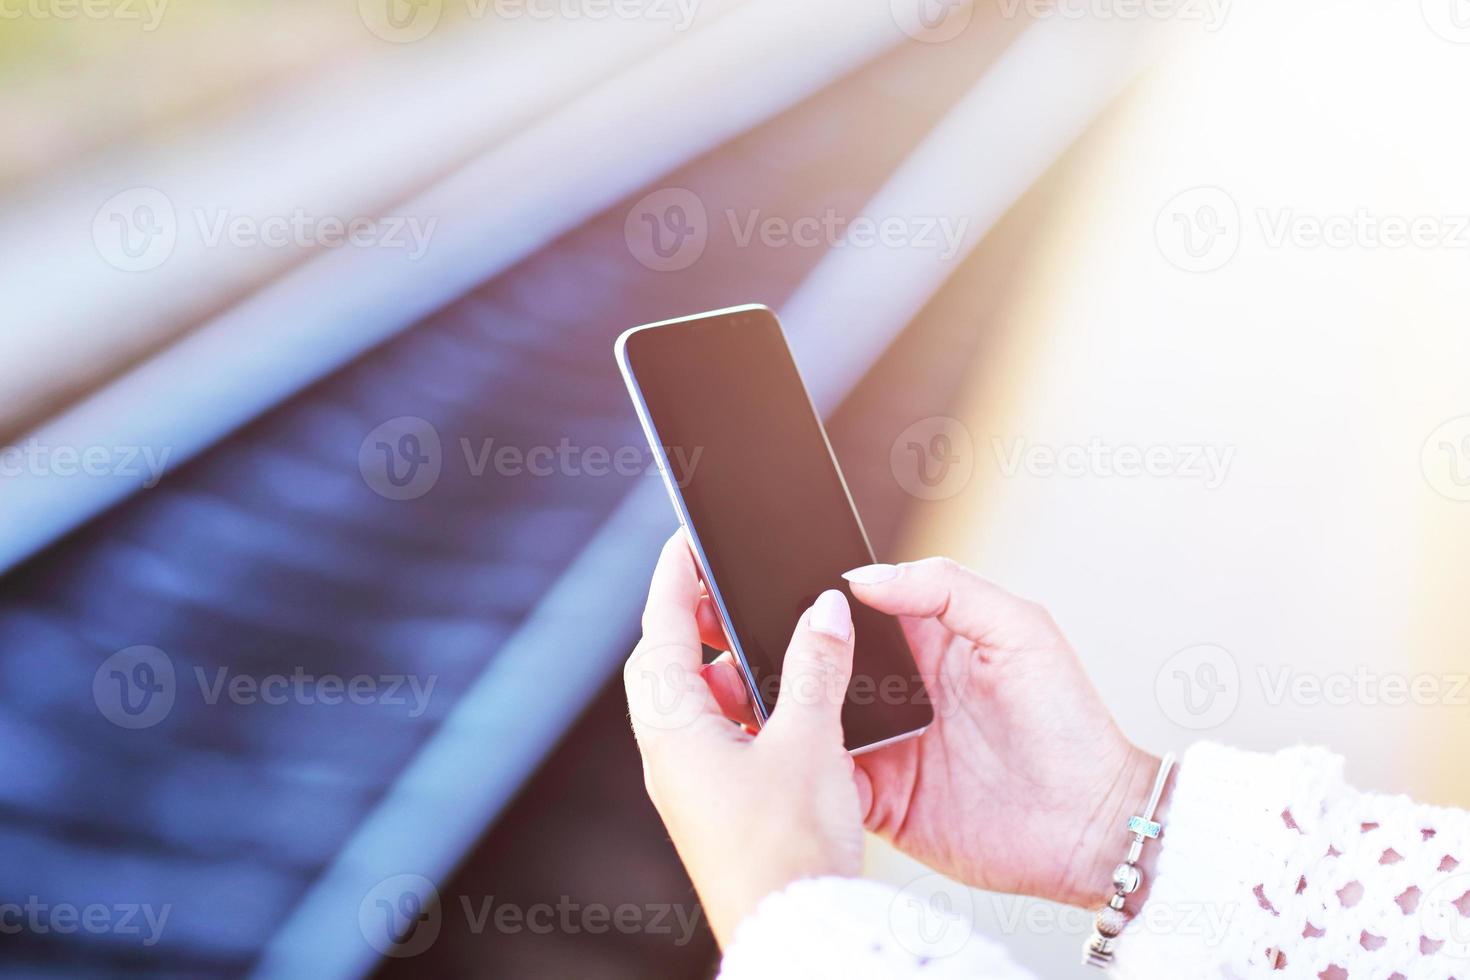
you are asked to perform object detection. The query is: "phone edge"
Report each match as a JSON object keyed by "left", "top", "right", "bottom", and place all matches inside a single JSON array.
[
  {"left": 614, "top": 304, "right": 933, "bottom": 750},
  {"left": 615, "top": 305, "right": 772, "bottom": 729}
]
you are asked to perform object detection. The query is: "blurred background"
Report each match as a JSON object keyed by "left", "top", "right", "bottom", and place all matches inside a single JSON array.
[{"left": 3, "top": 0, "right": 1469, "bottom": 976}]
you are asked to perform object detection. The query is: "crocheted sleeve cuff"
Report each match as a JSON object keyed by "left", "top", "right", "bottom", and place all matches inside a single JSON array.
[
  {"left": 718, "top": 876, "right": 1036, "bottom": 980},
  {"left": 1112, "top": 742, "right": 1470, "bottom": 979}
]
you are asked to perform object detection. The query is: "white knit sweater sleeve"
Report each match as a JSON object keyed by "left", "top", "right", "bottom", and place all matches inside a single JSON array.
[
  {"left": 719, "top": 743, "right": 1470, "bottom": 980},
  {"left": 1112, "top": 742, "right": 1470, "bottom": 979},
  {"left": 717, "top": 876, "right": 1037, "bottom": 980}
]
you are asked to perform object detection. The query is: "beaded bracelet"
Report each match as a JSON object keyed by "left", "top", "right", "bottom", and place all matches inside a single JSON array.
[{"left": 1082, "top": 752, "right": 1176, "bottom": 968}]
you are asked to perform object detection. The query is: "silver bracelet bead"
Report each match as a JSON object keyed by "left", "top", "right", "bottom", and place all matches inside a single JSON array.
[
  {"left": 1094, "top": 904, "right": 1131, "bottom": 937},
  {"left": 1112, "top": 862, "right": 1141, "bottom": 894},
  {"left": 1081, "top": 752, "right": 1177, "bottom": 969}
]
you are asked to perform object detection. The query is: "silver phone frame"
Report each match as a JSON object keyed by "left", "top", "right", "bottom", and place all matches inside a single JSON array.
[{"left": 614, "top": 303, "right": 929, "bottom": 755}]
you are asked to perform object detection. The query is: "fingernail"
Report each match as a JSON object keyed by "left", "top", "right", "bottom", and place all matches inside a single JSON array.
[
  {"left": 701, "top": 659, "right": 749, "bottom": 702},
  {"left": 842, "top": 563, "right": 899, "bottom": 585},
  {"left": 809, "top": 589, "right": 852, "bottom": 640}
]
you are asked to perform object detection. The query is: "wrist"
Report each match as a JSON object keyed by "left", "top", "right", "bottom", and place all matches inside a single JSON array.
[
  {"left": 699, "top": 847, "right": 852, "bottom": 948},
  {"left": 1060, "top": 746, "right": 1167, "bottom": 909}
]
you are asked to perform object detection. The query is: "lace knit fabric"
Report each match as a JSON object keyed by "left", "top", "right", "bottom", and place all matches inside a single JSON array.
[
  {"left": 1114, "top": 743, "right": 1470, "bottom": 980},
  {"left": 719, "top": 876, "right": 1036, "bottom": 980},
  {"left": 719, "top": 743, "right": 1470, "bottom": 980}
]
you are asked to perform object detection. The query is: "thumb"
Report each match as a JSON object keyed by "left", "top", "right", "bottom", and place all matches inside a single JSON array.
[{"left": 766, "top": 589, "right": 855, "bottom": 740}]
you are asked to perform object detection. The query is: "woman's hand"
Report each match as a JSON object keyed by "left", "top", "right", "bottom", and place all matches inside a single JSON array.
[
  {"left": 841, "top": 558, "right": 1161, "bottom": 909},
  {"left": 624, "top": 533, "right": 866, "bottom": 947}
]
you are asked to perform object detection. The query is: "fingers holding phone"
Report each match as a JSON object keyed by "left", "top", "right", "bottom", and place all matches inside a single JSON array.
[
  {"left": 698, "top": 589, "right": 859, "bottom": 739},
  {"left": 764, "top": 590, "right": 854, "bottom": 743},
  {"left": 623, "top": 533, "right": 728, "bottom": 749},
  {"left": 700, "top": 653, "right": 758, "bottom": 731},
  {"left": 616, "top": 306, "right": 932, "bottom": 751},
  {"left": 623, "top": 533, "right": 867, "bottom": 948}
]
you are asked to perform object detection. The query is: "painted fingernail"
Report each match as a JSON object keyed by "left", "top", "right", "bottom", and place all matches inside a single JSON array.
[
  {"left": 809, "top": 589, "right": 852, "bottom": 640},
  {"left": 842, "top": 563, "right": 899, "bottom": 585},
  {"left": 701, "top": 659, "right": 750, "bottom": 704}
]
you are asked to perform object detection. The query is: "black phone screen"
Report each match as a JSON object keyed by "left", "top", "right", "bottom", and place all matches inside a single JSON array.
[{"left": 620, "top": 306, "right": 933, "bottom": 750}]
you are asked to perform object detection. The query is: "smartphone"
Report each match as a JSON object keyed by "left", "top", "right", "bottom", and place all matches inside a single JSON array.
[{"left": 615, "top": 304, "right": 933, "bottom": 753}]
